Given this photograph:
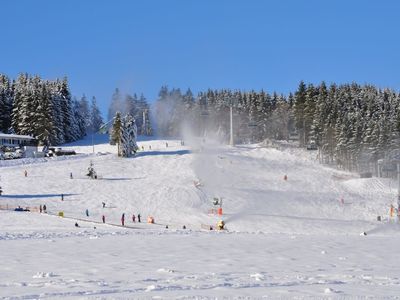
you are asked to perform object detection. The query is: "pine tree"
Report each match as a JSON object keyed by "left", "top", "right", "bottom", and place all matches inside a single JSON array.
[
  {"left": 90, "top": 96, "right": 103, "bottom": 133},
  {"left": 12, "top": 73, "right": 35, "bottom": 136},
  {"left": 72, "top": 97, "right": 86, "bottom": 139},
  {"left": 49, "top": 80, "right": 65, "bottom": 144},
  {"left": 110, "top": 112, "right": 122, "bottom": 155},
  {"left": 303, "top": 84, "right": 318, "bottom": 144},
  {"left": 34, "top": 83, "right": 54, "bottom": 145},
  {"left": 120, "top": 114, "right": 139, "bottom": 157},
  {"left": 0, "top": 74, "right": 13, "bottom": 133},
  {"left": 79, "top": 94, "right": 90, "bottom": 134},
  {"left": 60, "top": 77, "right": 74, "bottom": 142},
  {"left": 310, "top": 82, "right": 328, "bottom": 147},
  {"left": 293, "top": 81, "right": 307, "bottom": 146}
]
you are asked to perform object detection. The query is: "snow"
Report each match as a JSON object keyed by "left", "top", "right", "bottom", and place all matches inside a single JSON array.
[{"left": 1, "top": 134, "right": 400, "bottom": 298}]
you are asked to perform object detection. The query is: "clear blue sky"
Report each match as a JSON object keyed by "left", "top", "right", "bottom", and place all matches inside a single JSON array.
[{"left": 2, "top": 0, "right": 400, "bottom": 118}]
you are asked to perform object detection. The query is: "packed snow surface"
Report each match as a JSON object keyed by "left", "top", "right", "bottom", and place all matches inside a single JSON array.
[{"left": 1, "top": 135, "right": 400, "bottom": 299}]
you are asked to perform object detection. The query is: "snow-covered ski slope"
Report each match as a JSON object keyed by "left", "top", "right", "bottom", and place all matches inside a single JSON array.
[{"left": 1, "top": 134, "right": 400, "bottom": 298}]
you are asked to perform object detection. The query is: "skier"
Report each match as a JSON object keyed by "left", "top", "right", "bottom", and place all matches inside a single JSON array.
[
  {"left": 182, "top": 225, "right": 186, "bottom": 229},
  {"left": 70, "top": 172, "right": 73, "bottom": 179},
  {"left": 39, "top": 205, "right": 42, "bottom": 213},
  {"left": 85, "top": 209, "right": 89, "bottom": 217},
  {"left": 137, "top": 213, "right": 141, "bottom": 223},
  {"left": 166, "top": 142, "right": 168, "bottom": 148},
  {"left": 75, "top": 222, "right": 79, "bottom": 227},
  {"left": 121, "top": 213, "right": 125, "bottom": 226},
  {"left": 61, "top": 194, "right": 64, "bottom": 201},
  {"left": 102, "top": 202, "right": 106, "bottom": 208},
  {"left": 283, "top": 174, "right": 287, "bottom": 181},
  {"left": 43, "top": 204, "right": 47, "bottom": 213},
  {"left": 102, "top": 215, "right": 105, "bottom": 223},
  {"left": 141, "top": 146, "right": 144, "bottom": 151},
  {"left": 149, "top": 145, "right": 152, "bottom": 150},
  {"left": 132, "top": 214, "right": 136, "bottom": 222},
  {"left": 24, "top": 170, "right": 27, "bottom": 177}
]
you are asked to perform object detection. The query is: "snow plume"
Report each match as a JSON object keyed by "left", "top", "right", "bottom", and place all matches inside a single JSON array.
[
  {"left": 182, "top": 125, "right": 249, "bottom": 223},
  {"left": 153, "top": 90, "right": 188, "bottom": 137},
  {"left": 153, "top": 96, "right": 174, "bottom": 137}
]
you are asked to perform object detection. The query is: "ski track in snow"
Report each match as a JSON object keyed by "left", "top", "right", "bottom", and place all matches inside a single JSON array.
[{"left": 1, "top": 136, "right": 400, "bottom": 298}]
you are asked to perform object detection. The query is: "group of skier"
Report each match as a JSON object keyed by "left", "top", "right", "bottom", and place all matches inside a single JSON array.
[
  {"left": 39, "top": 204, "right": 47, "bottom": 213},
  {"left": 99, "top": 211, "right": 141, "bottom": 227},
  {"left": 83, "top": 202, "right": 143, "bottom": 227},
  {"left": 120, "top": 213, "right": 141, "bottom": 226}
]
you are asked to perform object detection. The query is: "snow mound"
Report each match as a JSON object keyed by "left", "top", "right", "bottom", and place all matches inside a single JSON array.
[
  {"left": 145, "top": 284, "right": 157, "bottom": 292},
  {"left": 324, "top": 287, "right": 340, "bottom": 294},
  {"left": 157, "top": 268, "right": 176, "bottom": 273},
  {"left": 250, "top": 273, "right": 265, "bottom": 281}
]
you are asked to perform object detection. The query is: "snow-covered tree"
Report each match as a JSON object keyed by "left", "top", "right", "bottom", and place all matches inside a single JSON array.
[
  {"left": 120, "top": 114, "right": 139, "bottom": 157},
  {"left": 33, "top": 83, "right": 54, "bottom": 145},
  {"left": 59, "top": 77, "right": 74, "bottom": 143},
  {"left": 72, "top": 97, "right": 86, "bottom": 139},
  {"left": 78, "top": 94, "right": 91, "bottom": 133},
  {"left": 293, "top": 81, "right": 307, "bottom": 146},
  {"left": 110, "top": 112, "right": 122, "bottom": 154},
  {"left": 0, "top": 74, "right": 13, "bottom": 133},
  {"left": 90, "top": 96, "right": 103, "bottom": 133}
]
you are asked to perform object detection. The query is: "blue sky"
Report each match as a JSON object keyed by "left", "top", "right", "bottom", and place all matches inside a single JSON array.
[{"left": 2, "top": 0, "right": 400, "bottom": 118}]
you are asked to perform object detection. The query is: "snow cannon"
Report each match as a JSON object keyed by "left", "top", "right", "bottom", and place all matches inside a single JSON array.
[{"left": 217, "top": 220, "right": 225, "bottom": 230}]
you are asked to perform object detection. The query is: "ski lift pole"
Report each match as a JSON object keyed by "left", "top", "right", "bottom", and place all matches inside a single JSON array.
[
  {"left": 397, "top": 163, "right": 400, "bottom": 219},
  {"left": 230, "top": 106, "right": 234, "bottom": 146}
]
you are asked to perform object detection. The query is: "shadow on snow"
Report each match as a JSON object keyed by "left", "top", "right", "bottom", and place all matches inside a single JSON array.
[
  {"left": 0, "top": 193, "right": 79, "bottom": 199},
  {"left": 100, "top": 178, "right": 132, "bottom": 181},
  {"left": 135, "top": 150, "right": 190, "bottom": 158}
]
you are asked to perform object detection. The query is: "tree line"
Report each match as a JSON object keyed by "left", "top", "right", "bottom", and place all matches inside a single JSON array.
[
  {"left": 293, "top": 81, "right": 400, "bottom": 171},
  {"left": 154, "top": 86, "right": 292, "bottom": 143},
  {"left": 2, "top": 72, "right": 399, "bottom": 171},
  {"left": 154, "top": 82, "right": 400, "bottom": 172},
  {"left": 0, "top": 73, "right": 103, "bottom": 145}
]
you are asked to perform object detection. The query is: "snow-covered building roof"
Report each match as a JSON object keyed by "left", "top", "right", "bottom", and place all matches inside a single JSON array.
[
  {"left": 0, "top": 133, "right": 36, "bottom": 140},
  {"left": 0, "top": 133, "right": 37, "bottom": 148}
]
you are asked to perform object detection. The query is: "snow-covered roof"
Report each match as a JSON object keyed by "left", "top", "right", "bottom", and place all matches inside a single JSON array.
[{"left": 0, "top": 133, "right": 36, "bottom": 140}]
